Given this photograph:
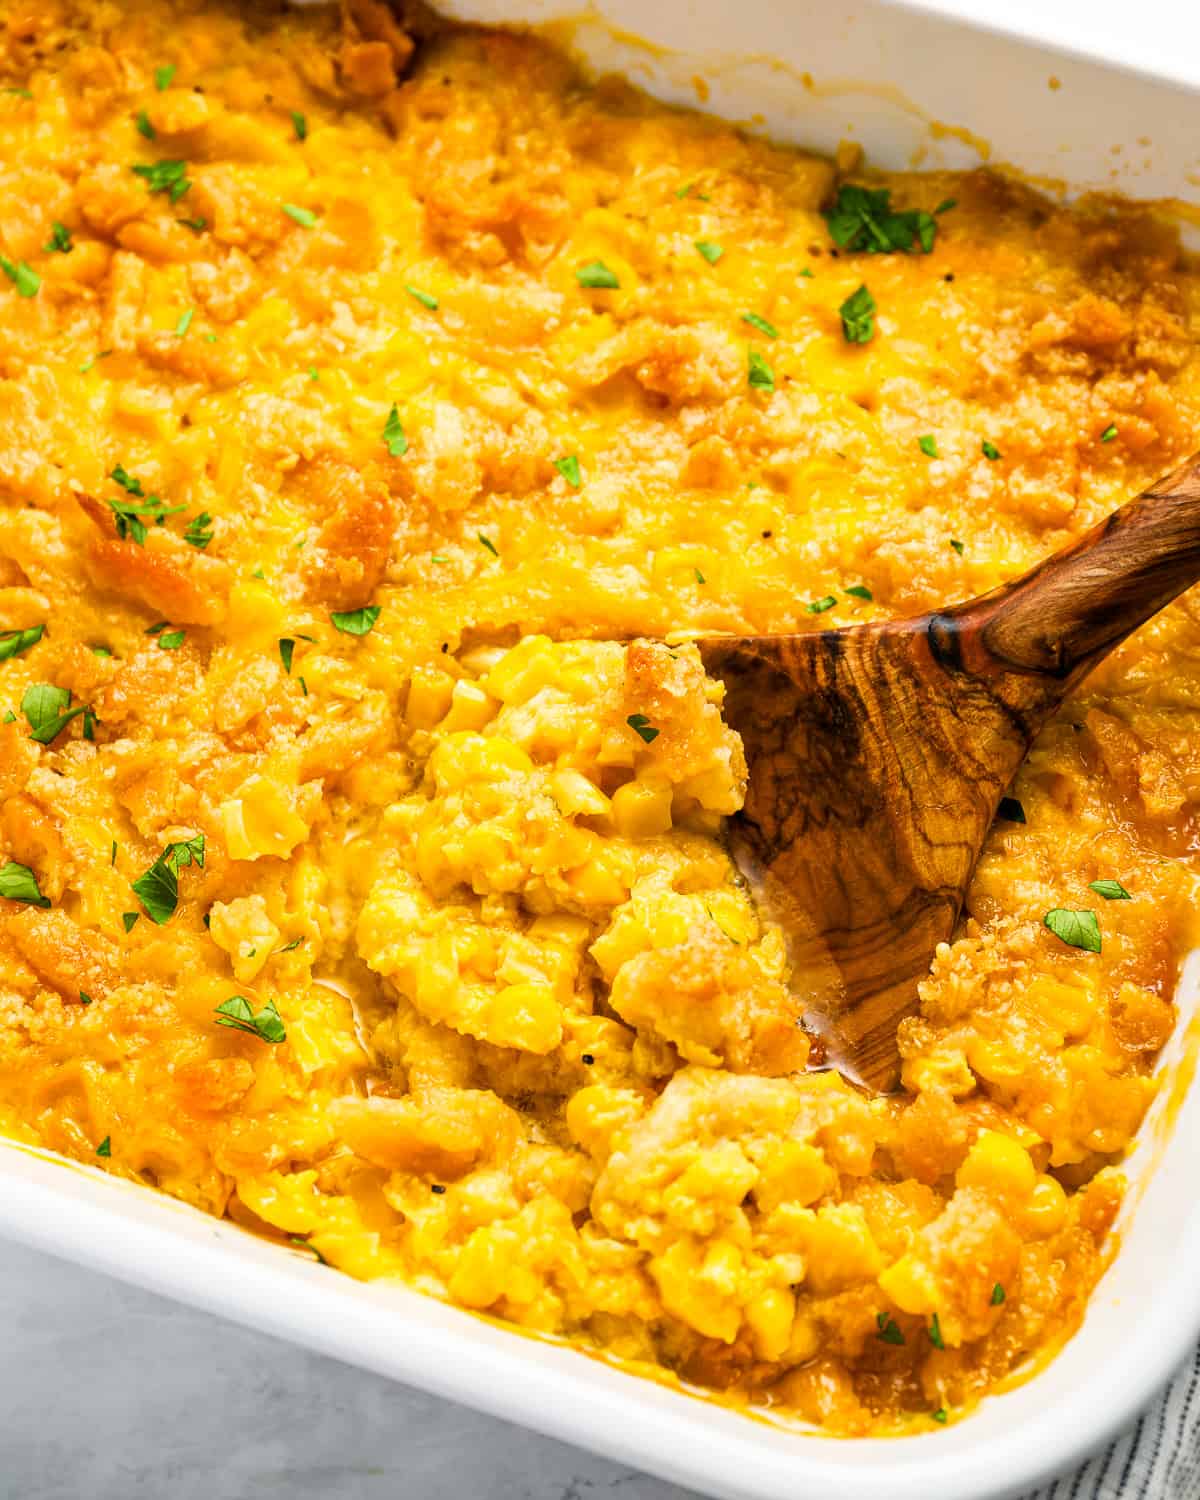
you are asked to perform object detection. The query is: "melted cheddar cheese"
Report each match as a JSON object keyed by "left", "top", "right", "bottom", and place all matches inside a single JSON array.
[{"left": 1, "top": 0, "right": 1199, "bottom": 1436}]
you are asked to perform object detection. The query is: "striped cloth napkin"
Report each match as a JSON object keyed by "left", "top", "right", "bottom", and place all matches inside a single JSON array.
[{"left": 1024, "top": 1345, "right": 1200, "bottom": 1499}]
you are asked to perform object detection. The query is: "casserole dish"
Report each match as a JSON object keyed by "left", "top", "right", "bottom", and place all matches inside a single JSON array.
[{"left": 2, "top": 0, "right": 1200, "bottom": 1494}]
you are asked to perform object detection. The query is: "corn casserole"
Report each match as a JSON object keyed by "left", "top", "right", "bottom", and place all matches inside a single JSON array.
[{"left": 0, "top": 0, "right": 1198, "bottom": 1436}]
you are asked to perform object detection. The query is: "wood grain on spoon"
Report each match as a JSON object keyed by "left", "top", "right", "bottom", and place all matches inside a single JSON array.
[{"left": 699, "top": 450, "right": 1200, "bottom": 1093}]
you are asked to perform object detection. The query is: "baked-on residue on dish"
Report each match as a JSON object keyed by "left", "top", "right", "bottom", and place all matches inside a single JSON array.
[{"left": 0, "top": 0, "right": 1198, "bottom": 1436}]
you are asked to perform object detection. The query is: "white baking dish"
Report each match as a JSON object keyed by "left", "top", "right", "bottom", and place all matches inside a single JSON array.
[{"left": 4, "top": 4, "right": 1200, "bottom": 1497}]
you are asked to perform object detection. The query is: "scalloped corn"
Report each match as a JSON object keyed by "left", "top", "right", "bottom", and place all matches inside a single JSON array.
[{"left": 1, "top": 0, "right": 1199, "bottom": 1438}]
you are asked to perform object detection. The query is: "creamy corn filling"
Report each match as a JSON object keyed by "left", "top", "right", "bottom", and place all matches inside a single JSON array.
[{"left": 1, "top": 0, "right": 1199, "bottom": 1436}]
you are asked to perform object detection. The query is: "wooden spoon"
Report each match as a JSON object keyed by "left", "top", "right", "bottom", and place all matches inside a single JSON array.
[{"left": 697, "top": 451, "right": 1200, "bottom": 1093}]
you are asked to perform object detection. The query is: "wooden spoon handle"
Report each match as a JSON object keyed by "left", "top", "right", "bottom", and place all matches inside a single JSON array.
[{"left": 931, "top": 451, "right": 1200, "bottom": 704}]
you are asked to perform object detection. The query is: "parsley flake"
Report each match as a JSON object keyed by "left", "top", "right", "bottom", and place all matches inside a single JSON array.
[
  {"left": 179, "top": 215, "right": 207, "bottom": 233},
  {"left": 554, "top": 454, "right": 582, "bottom": 488},
  {"left": 136, "top": 109, "right": 156, "bottom": 141},
  {"left": 382, "top": 404, "right": 408, "bottom": 457},
  {"left": 918, "top": 435, "right": 938, "bottom": 458},
  {"left": 748, "top": 349, "right": 775, "bottom": 392},
  {"left": 122, "top": 912, "right": 139, "bottom": 933},
  {"left": 991, "top": 1283, "right": 1006, "bottom": 1306},
  {"left": 933, "top": 1408, "right": 948, "bottom": 1425},
  {"left": 96, "top": 1136, "right": 112, "bottom": 1158},
  {"left": 950, "top": 539, "right": 965, "bottom": 555},
  {"left": 213, "top": 995, "right": 286, "bottom": 1044},
  {"left": 840, "top": 284, "right": 876, "bottom": 343},
  {"left": 741, "top": 312, "right": 778, "bottom": 339},
  {"left": 576, "top": 260, "right": 619, "bottom": 290},
  {"left": 626, "top": 713, "right": 659, "bottom": 744},
  {"left": 876, "top": 1312, "right": 905, "bottom": 1346},
  {"left": 824, "top": 183, "right": 937, "bottom": 255},
  {"left": 1043, "top": 908, "right": 1101, "bottom": 953},
  {"left": 844, "top": 584, "right": 873, "bottom": 601},
  {"left": 1089, "top": 878, "right": 1131, "bottom": 901},
  {"left": 283, "top": 202, "right": 318, "bottom": 228},
  {"left": 290, "top": 1235, "right": 326, "bottom": 1263},
  {"left": 695, "top": 239, "right": 723, "bottom": 264},
  {"left": 155, "top": 64, "right": 176, "bottom": 91},
  {"left": 935, "top": 198, "right": 957, "bottom": 216},
  {"left": 1101, "top": 424, "right": 1118, "bottom": 443},
  {"left": 477, "top": 532, "right": 499, "bottom": 558},
  {"left": 21, "top": 683, "right": 96, "bottom": 744},
  {"left": 0, "top": 624, "right": 44, "bottom": 661},
  {"left": 79, "top": 991, "right": 93, "bottom": 1005},
  {"left": 0, "top": 860, "right": 50, "bottom": 908},
  {"left": 45, "top": 221, "right": 72, "bottom": 254},
  {"left": 806, "top": 595, "right": 837, "bottom": 614},
  {"left": 131, "top": 834, "right": 205, "bottom": 925},
  {"left": 157, "top": 629, "right": 185, "bottom": 650},
  {"left": 694, "top": 567, "right": 705, "bottom": 584},
  {"left": 132, "top": 159, "right": 191, "bottom": 203},
  {"left": 0, "top": 256, "right": 39, "bottom": 297},
  {"left": 279, "top": 638, "right": 295, "bottom": 674},
  {"left": 330, "top": 606, "right": 381, "bottom": 636},
  {"left": 929, "top": 1313, "right": 945, "bottom": 1350},
  {"left": 405, "top": 284, "right": 438, "bottom": 310},
  {"left": 175, "top": 307, "right": 193, "bottom": 337},
  {"left": 982, "top": 440, "right": 1001, "bottom": 461},
  {"left": 290, "top": 110, "right": 308, "bottom": 141},
  {"left": 184, "top": 511, "right": 214, "bottom": 550}
]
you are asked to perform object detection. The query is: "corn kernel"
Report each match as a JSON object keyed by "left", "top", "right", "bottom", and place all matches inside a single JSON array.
[
  {"left": 611, "top": 780, "right": 673, "bottom": 839},
  {"left": 1020, "top": 1174, "right": 1068, "bottom": 1238},
  {"left": 406, "top": 665, "right": 455, "bottom": 729},
  {"left": 484, "top": 636, "right": 557, "bottom": 704},
  {"left": 878, "top": 1253, "right": 939, "bottom": 1315},
  {"left": 488, "top": 983, "right": 562, "bottom": 1054},
  {"left": 957, "top": 1130, "right": 1037, "bottom": 1199},
  {"left": 745, "top": 1288, "right": 796, "bottom": 1362},
  {"left": 439, "top": 679, "right": 497, "bottom": 732},
  {"left": 550, "top": 768, "right": 612, "bottom": 818}
]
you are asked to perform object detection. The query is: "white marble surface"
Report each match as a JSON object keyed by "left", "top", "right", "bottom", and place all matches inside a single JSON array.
[{"left": 0, "top": 1238, "right": 697, "bottom": 1500}]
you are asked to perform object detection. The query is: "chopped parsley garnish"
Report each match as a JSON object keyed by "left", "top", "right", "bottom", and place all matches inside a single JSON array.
[
  {"left": 991, "top": 1283, "right": 1006, "bottom": 1306},
  {"left": 175, "top": 307, "right": 193, "bottom": 337},
  {"left": 626, "top": 713, "right": 659, "bottom": 744},
  {"left": 79, "top": 991, "right": 93, "bottom": 1005},
  {"left": 676, "top": 181, "right": 709, "bottom": 200},
  {"left": 1101, "top": 424, "right": 1118, "bottom": 443},
  {"left": 823, "top": 183, "right": 937, "bottom": 255},
  {"left": 44, "top": 221, "right": 72, "bottom": 254},
  {"left": 122, "top": 912, "right": 139, "bottom": 933},
  {"left": 935, "top": 198, "right": 957, "bottom": 216},
  {"left": 839, "top": 284, "right": 876, "bottom": 344},
  {"left": 107, "top": 489, "right": 186, "bottom": 544},
  {"left": 929, "top": 1313, "right": 945, "bottom": 1350},
  {"left": 554, "top": 454, "right": 582, "bottom": 488},
  {"left": 741, "top": 312, "right": 778, "bottom": 339},
  {"left": 950, "top": 538, "right": 965, "bottom": 555},
  {"left": 382, "top": 404, "right": 407, "bottom": 457},
  {"left": 110, "top": 840, "right": 117, "bottom": 866},
  {"left": 0, "top": 256, "right": 39, "bottom": 297},
  {"left": 110, "top": 464, "right": 144, "bottom": 496},
  {"left": 330, "top": 605, "right": 381, "bottom": 636},
  {"left": 575, "top": 260, "right": 619, "bottom": 290},
  {"left": 1089, "top": 878, "right": 1131, "bottom": 901},
  {"left": 1043, "top": 907, "right": 1101, "bottom": 953},
  {"left": 290, "top": 110, "right": 308, "bottom": 141},
  {"left": 276, "top": 937, "right": 303, "bottom": 954},
  {"left": 180, "top": 215, "right": 207, "bottom": 233},
  {"left": 155, "top": 64, "right": 176, "bottom": 91},
  {"left": 213, "top": 995, "right": 286, "bottom": 1044},
  {"left": 747, "top": 349, "right": 775, "bottom": 392},
  {"left": 136, "top": 109, "right": 156, "bottom": 141},
  {"left": 997, "top": 796, "right": 1026, "bottom": 824},
  {"left": 79, "top": 349, "right": 113, "bottom": 374},
  {"left": 933, "top": 1408, "right": 948, "bottom": 1424},
  {"left": 982, "top": 439, "right": 1001, "bottom": 461},
  {"left": 0, "top": 860, "right": 50, "bottom": 908},
  {"left": 405, "top": 284, "right": 438, "bottom": 310},
  {"left": 0, "top": 624, "right": 44, "bottom": 661},
  {"left": 21, "top": 683, "right": 96, "bottom": 744},
  {"left": 90, "top": 645, "right": 112, "bottom": 657},
  {"left": 290, "top": 1235, "right": 326, "bottom": 1262},
  {"left": 96, "top": 1136, "right": 112, "bottom": 1157},
  {"left": 918, "top": 435, "right": 938, "bottom": 458},
  {"left": 477, "top": 532, "right": 499, "bottom": 558},
  {"left": 799, "top": 267, "right": 814, "bottom": 278},
  {"left": 184, "top": 511, "right": 214, "bottom": 550},
  {"left": 132, "top": 158, "right": 191, "bottom": 202},
  {"left": 694, "top": 568, "right": 705, "bottom": 584},
  {"left": 156, "top": 629, "right": 185, "bottom": 650},
  {"left": 279, "top": 638, "right": 295, "bottom": 673},
  {"left": 131, "top": 833, "right": 205, "bottom": 925},
  {"left": 806, "top": 595, "right": 837, "bottom": 614},
  {"left": 695, "top": 239, "right": 723, "bottom": 264},
  {"left": 298, "top": 676, "right": 308, "bottom": 696},
  {"left": 875, "top": 1312, "right": 905, "bottom": 1346},
  {"left": 0, "top": 87, "right": 32, "bottom": 99},
  {"left": 283, "top": 203, "right": 318, "bottom": 228},
  {"left": 844, "top": 584, "right": 873, "bottom": 601}
]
